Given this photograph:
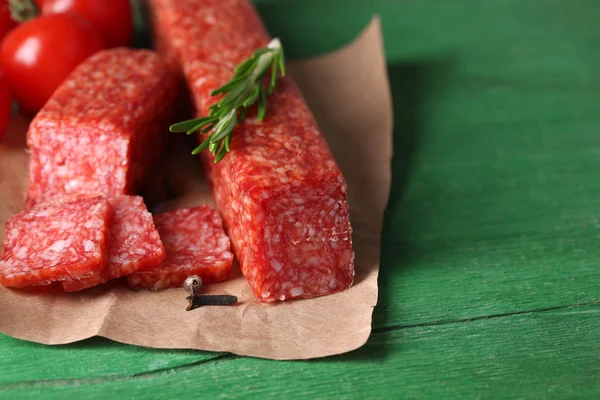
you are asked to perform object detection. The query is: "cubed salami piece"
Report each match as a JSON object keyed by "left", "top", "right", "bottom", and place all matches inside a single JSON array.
[
  {"left": 127, "top": 206, "right": 233, "bottom": 290},
  {"left": 26, "top": 48, "right": 178, "bottom": 208},
  {"left": 149, "top": 0, "right": 355, "bottom": 301},
  {"left": 62, "top": 196, "right": 165, "bottom": 292},
  {"left": 0, "top": 193, "right": 111, "bottom": 287}
]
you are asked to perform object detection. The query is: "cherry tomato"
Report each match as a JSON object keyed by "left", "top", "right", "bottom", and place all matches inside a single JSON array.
[
  {"left": 0, "top": 13, "right": 104, "bottom": 114},
  {"left": 42, "top": 0, "right": 132, "bottom": 48},
  {"left": 0, "top": 1, "right": 18, "bottom": 41},
  {"left": 0, "top": 76, "right": 12, "bottom": 141}
]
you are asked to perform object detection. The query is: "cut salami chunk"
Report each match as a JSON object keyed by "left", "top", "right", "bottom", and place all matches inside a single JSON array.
[
  {"left": 149, "top": 0, "right": 355, "bottom": 302},
  {"left": 0, "top": 193, "right": 111, "bottom": 288},
  {"left": 127, "top": 206, "right": 233, "bottom": 290},
  {"left": 62, "top": 196, "right": 165, "bottom": 292},
  {"left": 26, "top": 48, "right": 178, "bottom": 208}
]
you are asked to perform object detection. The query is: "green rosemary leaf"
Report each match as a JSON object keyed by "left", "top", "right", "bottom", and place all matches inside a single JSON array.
[
  {"left": 211, "top": 75, "right": 248, "bottom": 96},
  {"left": 234, "top": 57, "right": 256, "bottom": 74},
  {"left": 218, "top": 84, "right": 248, "bottom": 110},
  {"left": 252, "top": 47, "right": 271, "bottom": 58},
  {"left": 268, "top": 63, "right": 278, "bottom": 95},
  {"left": 212, "top": 104, "right": 230, "bottom": 118},
  {"left": 242, "top": 86, "right": 260, "bottom": 108},
  {"left": 214, "top": 145, "right": 228, "bottom": 163},
  {"left": 187, "top": 120, "right": 215, "bottom": 135},
  {"left": 255, "top": 53, "right": 274, "bottom": 80},
  {"left": 200, "top": 125, "right": 214, "bottom": 135},
  {"left": 191, "top": 145, "right": 202, "bottom": 155},
  {"left": 257, "top": 86, "right": 267, "bottom": 120},
  {"left": 239, "top": 107, "right": 248, "bottom": 122},
  {"left": 278, "top": 51, "right": 286, "bottom": 77},
  {"left": 192, "top": 136, "right": 212, "bottom": 154},
  {"left": 170, "top": 37, "right": 286, "bottom": 163},
  {"left": 225, "top": 134, "right": 232, "bottom": 152},
  {"left": 170, "top": 116, "right": 216, "bottom": 132},
  {"left": 211, "top": 111, "right": 237, "bottom": 143}
]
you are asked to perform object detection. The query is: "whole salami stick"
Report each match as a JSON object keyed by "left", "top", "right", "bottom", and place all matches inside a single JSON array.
[{"left": 150, "top": 0, "right": 355, "bottom": 302}]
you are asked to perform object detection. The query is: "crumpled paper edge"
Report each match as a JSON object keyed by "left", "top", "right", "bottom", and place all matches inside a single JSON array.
[{"left": 0, "top": 17, "right": 392, "bottom": 360}]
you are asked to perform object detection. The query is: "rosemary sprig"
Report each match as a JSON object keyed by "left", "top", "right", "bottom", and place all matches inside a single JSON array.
[{"left": 170, "top": 38, "right": 286, "bottom": 163}]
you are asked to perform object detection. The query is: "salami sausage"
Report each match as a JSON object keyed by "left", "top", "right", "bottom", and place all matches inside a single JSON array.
[
  {"left": 149, "top": 0, "right": 355, "bottom": 301},
  {"left": 127, "top": 206, "right": 233, "bottom": 290},
  {"left": 149, "top": 0, "right": 268, "bottom": 71},
  {"left": 62, "top": 196, "right": 165, "bottom": 292},
  {"left": 26, "top": 48, "right": 178, "bottom": 208},
  {"left": 0, "top": 193, "right": 111, "bottom": 287}
]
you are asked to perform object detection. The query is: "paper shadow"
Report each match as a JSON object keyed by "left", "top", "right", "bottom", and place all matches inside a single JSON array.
[
  {"left": 1, "top": 334, "right": 215, "bottom": 362},
  {"left": 372, "top": 57, "right": 454, "bottom": 335}
]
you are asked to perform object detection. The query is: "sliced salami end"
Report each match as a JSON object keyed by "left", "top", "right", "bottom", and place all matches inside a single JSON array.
[
  {"left": 62, "top": 196, "right": 165, "bottom": 292},
  {"left": 0, "top": 193, "right": 111, "bottom": 287},
  {"left": 244, "top": 184, "right": 355, "bottom": 302},
  {"left": 127, "top": 206, "right": 233, "bottom": 290},
  {"left": 25, "top": 48, "right": 178, "bottom": 208}
]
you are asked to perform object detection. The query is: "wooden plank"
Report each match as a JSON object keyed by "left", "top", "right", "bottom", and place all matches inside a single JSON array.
[
  {"left": 375, "top": 0, "right": 600, "bottom": 326},
  {"left": 1, "top": 1, "right": 599, "bottom": 398},
  {"left": 2, "top": 305, "right": 599, "bottom": 398},
  {"left": 375, "top": 71, "right": 600, "bottom": 326}
]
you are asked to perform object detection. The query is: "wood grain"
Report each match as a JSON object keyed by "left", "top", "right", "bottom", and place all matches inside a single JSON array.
[
  {"left": 1, "top": 0, "right": 600, "bottom": 397},
  {"left": 257, "top": 0, "right": 600, "bottom": 327},
  {"left": 2, "top": 305, "right": 599, "bottom": 398}
]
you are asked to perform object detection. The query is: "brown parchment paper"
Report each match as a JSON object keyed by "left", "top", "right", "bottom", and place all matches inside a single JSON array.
[{"left": 0, "top": 18, "right": 392, "bottom": 360}]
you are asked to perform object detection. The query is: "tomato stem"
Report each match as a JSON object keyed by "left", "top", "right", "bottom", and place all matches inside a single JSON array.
[{"left": 8, "top": 0, "right": 38, "bottom": 23}]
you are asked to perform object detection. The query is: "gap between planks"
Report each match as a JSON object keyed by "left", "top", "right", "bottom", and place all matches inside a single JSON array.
[
  {"left": 372, "top": 300, "right": 600, "bottom": 334},
  {"left": 0, "top": 353, "right": 236, "bottom": 392}
]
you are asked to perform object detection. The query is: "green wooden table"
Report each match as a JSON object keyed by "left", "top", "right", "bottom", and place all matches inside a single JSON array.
[{"left": 2, "top": 0, "right": 600, "bottom": 398}]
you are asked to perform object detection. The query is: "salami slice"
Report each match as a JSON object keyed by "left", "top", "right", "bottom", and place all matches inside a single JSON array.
[
  {"left": 26, "top": 48, "right": 178, "bottom": 208},
  {"left": 62, "top": 196, "right": 165, "bottom": 292},
  {"left": 127, "top": 206, "right": 233, "bottom": 290},
  {"left": 149, "top": 0, "right": 355, "bottom": 301},
  {"left": 0, "top": 193, "right": 111, "bottom": 287}
]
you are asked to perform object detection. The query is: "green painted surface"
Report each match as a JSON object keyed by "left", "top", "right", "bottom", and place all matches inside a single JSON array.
[
  {"left": 2, "top": 0, "right": 600, "bottom": 397},
  {"left": 3, "top": 306, "right": 600, "bottom": 399}
]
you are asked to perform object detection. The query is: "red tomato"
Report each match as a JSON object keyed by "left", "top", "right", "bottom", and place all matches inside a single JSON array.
[
  {"left": 0, "top": 1, "right": 18, "bottom": 41},
  {"left": 0, "top": 13, "right": 104, "bottom": 114},
  {"left": 42, "top": 0, "right": 132, "bottom": 48},
  {"left": 0, "top": 76, "right": 12, "bottom": 141}
]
